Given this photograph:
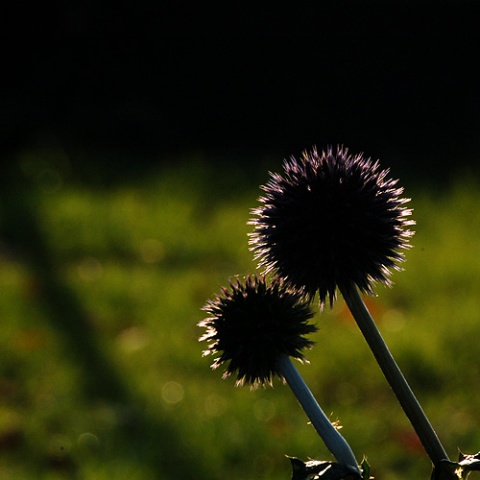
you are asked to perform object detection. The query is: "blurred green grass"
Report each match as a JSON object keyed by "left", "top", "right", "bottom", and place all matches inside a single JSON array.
[{"left": 1, "top": 152, "right": 480, "bottom": 480}]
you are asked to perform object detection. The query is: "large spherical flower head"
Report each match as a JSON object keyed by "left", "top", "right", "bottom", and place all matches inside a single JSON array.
[
  {"left": 199, "top": 275, "right": 317, "bottom": 388},
  {"left": 249, "top": 146, "right": 415, "bottom": 306}
]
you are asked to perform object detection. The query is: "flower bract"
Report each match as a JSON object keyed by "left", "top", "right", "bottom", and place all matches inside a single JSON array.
[
  {"left": 250, "top": 145, "right": 415, "bottom": 306},
  {"left": 199, "top": 275, "right": 317, "bottom": 388}
]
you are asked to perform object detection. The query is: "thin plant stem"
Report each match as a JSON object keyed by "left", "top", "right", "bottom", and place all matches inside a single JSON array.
[
  {"left": 339, "top": 282, "right": 449, "bottom": 465},
  {"left": 276, "top": 354, "right": 361, "bottom": 473}
]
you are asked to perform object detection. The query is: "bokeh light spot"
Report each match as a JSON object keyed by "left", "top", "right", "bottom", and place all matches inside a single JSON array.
[
  {"left": 78, "top": 432, "right": 100, "bottom": 450},
  {"left": 116, "top": 327, "right": 148, "bottom": 353},
  {"left": 49, "top": 434, "right": 71, "bottom": 457},
  {"left": 253, "top": 399, "right": 276, "bottom": 422},
  {"left": 162, "top": 381, "right": 184, "bottom": 404}
]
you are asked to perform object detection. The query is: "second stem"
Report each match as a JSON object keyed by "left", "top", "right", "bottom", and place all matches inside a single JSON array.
[{"left": 339, "top": 282, "right": 449, "bottom": 466}]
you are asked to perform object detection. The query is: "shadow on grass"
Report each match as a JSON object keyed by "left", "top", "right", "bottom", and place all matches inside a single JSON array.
[{"left": 0, "top": 159, "right": 214, "bottom": 480}]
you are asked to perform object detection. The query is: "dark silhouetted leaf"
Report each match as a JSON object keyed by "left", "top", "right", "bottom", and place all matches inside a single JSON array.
[
  {"left": 430, "top": 451, "right": 480, "bottom": 480},
  {"left": 360, "top": 457, "right": 372, "bottom": 480},
  {"left": 289, "top": 457, "right": 361, "bottom": 480},
  {"left": 430, "top": 460, "right": 461, "bottom": 480},
  {"left": 458, "top": 451, "right": 480, "bottom": 472}
]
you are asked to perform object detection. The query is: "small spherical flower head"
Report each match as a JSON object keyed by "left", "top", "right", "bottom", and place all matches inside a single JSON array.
[
  {"left": 249, "top": 146, "right": 415, "bottom": 306},
  {"left": 199, "top": 275, "right": 317, "bottom": 388}
]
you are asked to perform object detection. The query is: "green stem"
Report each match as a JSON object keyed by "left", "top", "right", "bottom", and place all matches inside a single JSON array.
[
  {"left": 277, "top": 354, "right": 360, "bottom": 474},
  {"left": 339, "top": 282, "right": 449, "bottom": 465}
]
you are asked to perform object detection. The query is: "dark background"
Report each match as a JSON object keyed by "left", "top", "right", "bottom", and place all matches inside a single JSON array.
[{"left": 3, "top": 2, "right": 480, "bottom": 178}]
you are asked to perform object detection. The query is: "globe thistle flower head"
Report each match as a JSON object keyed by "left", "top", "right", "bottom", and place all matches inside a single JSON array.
[
  {"left": 249, "top": 145, "right": 415, "bottom": 307},
  {"left": 199, "top": 275, "right": 317, "bottom": 388}
]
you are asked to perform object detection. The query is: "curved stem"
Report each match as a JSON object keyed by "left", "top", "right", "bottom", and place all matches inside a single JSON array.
[
  {"left": 339, "top": 282, "right": 449, "bottom": 465},
  {"left": 277, "top": 354, "right": 360, "bottom": 473}
]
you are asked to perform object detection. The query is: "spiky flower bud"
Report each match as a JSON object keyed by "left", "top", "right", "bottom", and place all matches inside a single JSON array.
[
  {"left": 250, "top": 145, "right": 414, "bottom": 306},
  {"left": 199, "top": 275, "right": 317, "bottom": 388}
]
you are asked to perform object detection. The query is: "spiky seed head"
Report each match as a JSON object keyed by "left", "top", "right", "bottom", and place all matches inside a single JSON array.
[
  {"left": 199, "top": 275, "right": 317, "bottom": 388},
  {"left": 250, "top": 145, "right": 415, "bottom": 307}
]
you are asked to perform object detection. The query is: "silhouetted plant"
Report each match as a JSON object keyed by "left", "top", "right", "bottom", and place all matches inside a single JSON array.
[
  {"left": 201, "top": 145, "right": 478, "bottom": 479},
  {"left": 200, "top": 275, "right": 316, "bottom": 388},
  {"left": 249, "top": 146, "right": 414, "bottom": 307},
  {"left": 200, "top": 275, "right": 361, "bottom": 476}
]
